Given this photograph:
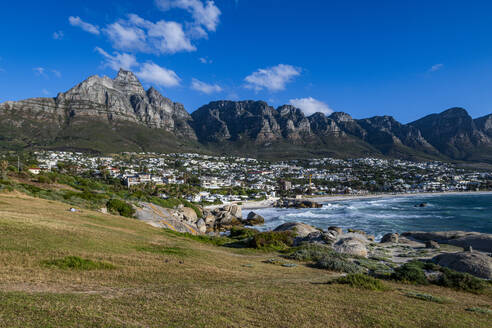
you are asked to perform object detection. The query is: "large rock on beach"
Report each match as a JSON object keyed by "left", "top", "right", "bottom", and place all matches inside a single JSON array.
[
  {"left": 334, "top": 235, "right": 369, "bottom": 258},
  {"left": 274, "top": 222, "right": 319, "bottom": 238},
  {"left": 245, "top": 212, "right": 265, "bottom": 226},
  {"left": 402, "top": 231, "right": 492, "bottom": 252},
  {"left": 432, "top": 251, "right": 492, "bottom": 279},
  {"left": 381, "top": 233, "right": 399, "bottom": 243}
]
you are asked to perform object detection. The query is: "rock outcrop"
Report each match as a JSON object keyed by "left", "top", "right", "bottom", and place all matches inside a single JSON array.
[
  {"left": 334, "top": 234, "right": 369, "bottom": 258},
  {"left": 432, "top": 251, "right": 492, "bottom": 279},
  {"left": 402, "top": 231, "right": 492, "bottom": 253},
  {"left": 273, "top": 222, "right": 319, "bottom": 238}
]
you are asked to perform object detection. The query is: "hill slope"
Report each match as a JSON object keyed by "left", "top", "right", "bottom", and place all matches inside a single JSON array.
[{"left": 0, "top": 192, "right": 490, "bottom": 327}]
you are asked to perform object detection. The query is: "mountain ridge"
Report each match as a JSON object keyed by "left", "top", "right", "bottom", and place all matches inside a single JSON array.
[{"left": 1, "top": 69, "right": 491, "bottom": 163}]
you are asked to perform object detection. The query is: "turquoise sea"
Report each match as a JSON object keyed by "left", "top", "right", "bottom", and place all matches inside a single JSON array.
[{"left": 252, "top": 193, "right": 492, "bottom": 240}]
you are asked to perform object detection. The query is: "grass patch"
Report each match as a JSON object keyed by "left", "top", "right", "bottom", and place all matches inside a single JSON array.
[
  {"left": 162, "top": 229, "right": 233, "bottom": 246},
  {"left": 465, "top": 307, "right": 492, "bottom": 314},
  {"left": 43, "top": 256, "right": 115, "bottom": 270},
  {"left": 404, "top": 291, "right": 448, "bottom": 304},
  {"left": 136, "top": 244, "right": 191, "bottom": 256},
  {"left": 331, "top": 274, "right": 388, "bottom": 291}
]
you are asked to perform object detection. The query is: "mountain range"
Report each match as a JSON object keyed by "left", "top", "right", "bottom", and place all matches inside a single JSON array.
[{"left": 1, "top": 69, "right": 492, "bottom": 163}]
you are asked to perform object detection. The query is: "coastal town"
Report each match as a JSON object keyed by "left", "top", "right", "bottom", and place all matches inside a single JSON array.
[{"left": 30, "top": 150, "right": 492, "bottom": 204}]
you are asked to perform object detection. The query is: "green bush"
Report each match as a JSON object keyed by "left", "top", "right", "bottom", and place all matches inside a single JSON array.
[
  {"left": 36, "top": 175, "right": 52, "bottom": 184},
  {"left": 391, "top": 261, "right": 429, "bottom": 285},
  {"left": 43, "top": 256, "right": 114, "bottom": 270},
  {"left": 437, "top": 267, "right": 487, "bottom": 293},
  {"left": 229, "top": 226, "right": 258, "bottom": 239},
  {"left": 404, "top": 291, "right": 447, "bottom": 303},
  {"left": 249, "top": 231, "right": 294, "bottom": 250},
  {"left": 316, "top": 255, "right": 362, "bottom": 273},
  {"left": 107, "top": 199, "right": 135, "bottom": 218},
  {"left": 332, "top": 274, "right": 388, "bottom": 291},
  {"left": 288, "top": 243, "right": 336, "bottom": 262},
  {"left": 465, "top": 307, "right": 492, "bottom": 314}
]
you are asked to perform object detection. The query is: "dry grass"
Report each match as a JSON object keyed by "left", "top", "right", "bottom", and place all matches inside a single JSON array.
[{"left": 0, "top": 192, "right": 491, "bottom": 327}]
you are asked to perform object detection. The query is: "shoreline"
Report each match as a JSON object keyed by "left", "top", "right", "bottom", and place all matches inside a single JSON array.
[{"left": 206, "top": 190, "right": 492, "bottom": 210}]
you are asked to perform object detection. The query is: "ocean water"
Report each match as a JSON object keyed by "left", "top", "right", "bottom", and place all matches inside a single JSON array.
[{"left": 251, "top": 193, "right": 492, "bottom": 240}]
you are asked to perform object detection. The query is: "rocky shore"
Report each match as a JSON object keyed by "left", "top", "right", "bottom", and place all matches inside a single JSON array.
[{"left": 135, "top": 201, "right": 492, "bottom": 280}]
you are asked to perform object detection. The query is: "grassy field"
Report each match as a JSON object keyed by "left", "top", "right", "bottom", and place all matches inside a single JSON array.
[{"left": 0, "top": 192, "right": 491, "bottom": 327}]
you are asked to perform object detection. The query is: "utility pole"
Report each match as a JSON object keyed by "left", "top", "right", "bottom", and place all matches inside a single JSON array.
[{"left": 17, "top": 155, "right": 20, "bottom": 172}]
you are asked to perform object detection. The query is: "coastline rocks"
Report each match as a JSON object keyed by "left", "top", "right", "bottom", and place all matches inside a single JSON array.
[
  {"left": 425, "top": 240, "right": 440, "bottom": 249},
  {"left": 431, "top": 252, "right": 492, "bottom": 279},
  {"left": 402, "top": 231, "right": 492, "bottom": 252},
  {"left": 381, "top": 233, "right": 399, "bottom": 243},
  {"left": 334, "top": 235, "right": 369, "bottom": 258},
  {"left": 274, "top": 199, "right": 322, "bottom": 209},
  {"left": 181, "top": 207, "right": 198, "bottom": 222},
  {"left": 296, "top": 230, "right": 338, "bottom": 246},
  {"left": 274, "top": 222, "right": 319, "bottom": 238},
  {"left": 328, "top": 226, "right": 343, "bottom": 235},
  {"left": 245, "top": 212, "right": 265, "bottom": 226},
  {"left": 196, "top": 219, "right": 207, "bottom": 234}
]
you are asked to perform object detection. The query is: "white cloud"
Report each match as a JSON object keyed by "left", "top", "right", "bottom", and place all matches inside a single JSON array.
[
  {"left": 245, "top": 64, "right": 301, "bottom": 92},
  {"left": 191, "top": 78, "right": 222, "bottom": 94},
  {"left": 429, "top": 63, "right": 443, "bottom": 72},
  {"left": 33, "top": 67, "right": 46, "bottom": 76},
  {"left": 68, "top": 16, "right": 100, "bottom": 35},
  {"left": 53, "top": 31, "right": 64, "bottom": 40},
  {"left": 289, "top": 97, "right": 333, "bottom": 116},
  {"left": 51, "top": 70, "right": 62, "bottom": 78},
  {"left": 42, "top": 89, "right": 50, "bottom": 95},
  {"left": 95, "top": 47, "right": 138, "bottom": 71},
  {"left": 155, "top": 0, "right": 221, "bottom": 32},
  {"left": 136, "top": 62, "right": 181, "bottom": 87},
  {"left": 199, "top": 57, "right": 212, "bottom": 64},
  {"left": 105, "top": 15, "right": 195, "bottom": 54}
]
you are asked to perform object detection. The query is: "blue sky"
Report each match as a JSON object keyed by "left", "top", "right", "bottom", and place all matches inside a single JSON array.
[{"left": 1, "top": 0, "right": 492, "bottom": 122}]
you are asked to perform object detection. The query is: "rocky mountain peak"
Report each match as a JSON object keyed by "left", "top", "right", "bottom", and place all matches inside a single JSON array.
[
  {"left": 330, "top": 112, "right": 354, "bottom": 122},
  {"left": 113, "top": 68, "right": 145, "bottom": 96}
]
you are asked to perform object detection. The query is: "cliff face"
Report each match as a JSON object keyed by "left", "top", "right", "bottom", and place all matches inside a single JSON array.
[
  {"left": 409, "top": 108, "right": 490, "bottom": 159},
  {"left": 0, "top": 69, "right": 197, "bottom": 140}
]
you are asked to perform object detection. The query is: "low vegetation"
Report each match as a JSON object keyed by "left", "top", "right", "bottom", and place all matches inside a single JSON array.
[
  {"left": 106, "top": 198, "right": 135, "bottom": 217},
  {"left": 391, "top": 260, "right": 488, "bottom": 293},
  {"left": 331, "top": 274, "right": 388, "bottom": 291},
  {"left": 249, "top": 231, "right": 295, "bottom": 250},
  {"left": 43, "top": 256, "right": 115, "bottom": 270},
  {"left": 0, "top": 193, "right": 491, "bottom": 327},
  {"left": 404, "top": 291, "right": 448, "bottom": 304}
]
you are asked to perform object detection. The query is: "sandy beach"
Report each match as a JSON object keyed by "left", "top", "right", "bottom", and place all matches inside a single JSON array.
[{"left": 205, "top": 190, "right": 492, "bottom": 210}]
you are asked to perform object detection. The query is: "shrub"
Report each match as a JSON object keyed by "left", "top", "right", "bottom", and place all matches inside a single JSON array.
[
  {"left": 404, "top": 291, "right": 447, "bottom": 304},
  {"left": 465, "top": 307, "right": 492, "bottom": 314},
  {"left": 107, "top": 199, "right": 135, "bottom": 218},
  {"left": 288, "top": 243, "right": 336, "bottom": 262},
  {"left": 332, "top": 274, "right": 388, "bottom": 291},
  {"left": 36, "top": 175, "right": 52, "bottom": 184},
  {"left": 391, "top": 261, "right": 428, "bottom": 285},
  {"left": 316, "top": 255, "right": 362, "bottom": 273},
  {"left": 437, "top": 267, "right": 487, "bottom": 293},
  {"left": 249, "top": 231, "right": 294, "bottom": 250},
  {"left": 229, "top": 226, "right": 258, "bottom": 239},
  {"left": 43, "top": 256, "right": 114, "bottom": 270}
]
